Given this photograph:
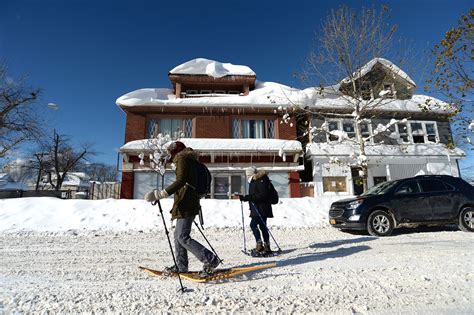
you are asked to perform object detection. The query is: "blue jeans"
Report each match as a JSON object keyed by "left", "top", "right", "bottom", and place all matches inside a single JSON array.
[
  {"left": 250, "top": 216, "right": 269, "bottom": 243},
  {"left": 173, "top": 216, "right": 215, "bottom": 271}
]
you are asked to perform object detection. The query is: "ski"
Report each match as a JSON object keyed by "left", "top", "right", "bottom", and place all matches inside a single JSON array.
[
  {"left": 246, "top": 249, "right": 281, "bottom": 257},
  {"left": 139, "top": 263, "right": 276, "bottom": 283}
]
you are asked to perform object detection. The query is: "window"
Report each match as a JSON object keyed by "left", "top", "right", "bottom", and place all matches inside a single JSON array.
[
  {"left": 147, "top": 118, "right": 193, "bottom": 139},
  {"left": 323, "top": 177, "right": 347, "bottom": 193},
  {"left": 215, "top": 90, "right": 226, "bottom": 94},
  {"left": 326, "top": 119, "right": 372, "bottom": 142},
  {"left": 360, "top": 122, "right": 371, "bottom": 138},
  {"left": 425, "top": 123, "right": 437, "bottom": 143},
  {"left": 343, "top": 122, "right": 356, "bottom": 138},
  {"left": 396, "top": 122, "right": 410, "bottom": 143},
  {"left": 373, "top": 176, "right": 387, "bottom": 185},
  {"left": 360, "top": 82, "right": 373, "bottom": 100},
  {"left": 200, "top": 90, "right": 212, "bottom": 94},
  {"left": 228, "top": 91, "right": 240, "bottom": 95},
  {"left": 382, "top": 83, "right": 395, "bottom": 98},
  {"left": 395, "top": 180, "right": 420, "bottom": 194},
  {"left": 232, "top": 119, "right": 275, "bottom": 139},
  {"left": 406, "top": 121, "right": 439, "bottom": 144},
  {"left": 328, "top": 121, "right": 339, "bottom": 141},
  {"left": 411, "top": 122, "right": 424, "bottom": 143},
  {"left": 186, "top": 90, "right": 198, "bottom": 95},
  {"left": 419, "top": 179, "right": 450, "bottom": 192}
]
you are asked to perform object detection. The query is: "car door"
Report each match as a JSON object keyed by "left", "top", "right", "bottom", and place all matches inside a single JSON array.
[
  {"left": 419, "top": 179, "right": 455, "bottom": 220},
  {"left": 391, "top": 180, "right": 431, "bottom": 222}
]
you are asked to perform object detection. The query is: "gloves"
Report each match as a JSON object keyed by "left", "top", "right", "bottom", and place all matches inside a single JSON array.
[
  {"left": 238, "top": 195, "right": 250, "bottom": 202},
  {"left": 144, "top": 189, "right": 169, "bottom": 202}
]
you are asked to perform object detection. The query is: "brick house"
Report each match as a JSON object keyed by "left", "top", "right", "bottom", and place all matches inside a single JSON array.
[{"left": 116, "top": 58, "right": 303, "bottom": 199}]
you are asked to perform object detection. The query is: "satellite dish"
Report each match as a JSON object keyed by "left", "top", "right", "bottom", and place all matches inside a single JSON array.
[{"left": 47, "top": 103, "right": 59, "bottom": 110}]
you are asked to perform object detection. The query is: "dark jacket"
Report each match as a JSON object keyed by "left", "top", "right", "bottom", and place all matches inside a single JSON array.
[
  {"left": 164, "top": 148, "right": 201, "bottom": 220},
  {"left": 246, "top": 171, "right": 274, "bottom": 218}
]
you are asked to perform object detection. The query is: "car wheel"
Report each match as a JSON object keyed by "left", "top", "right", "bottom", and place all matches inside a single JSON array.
[
  {"left": 458, "top": 207, "right": 474, "bottom": 232},
  {"left": 367, "top": 210, "right": 394, "bottom": 237}
]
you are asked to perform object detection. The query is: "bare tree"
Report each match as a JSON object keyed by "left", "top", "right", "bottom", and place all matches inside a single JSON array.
[
  {"left": 278, "top": 5, "right": 448, "bottom": 191},
  {"left": 0, "top": 62, "right": 42, "bottom": 158},
  {"left": 79, "top": 162, "right": 119, "bottom": 182},
  {"left": 36, "top": 130, "right": 94, "bottom": 191}
]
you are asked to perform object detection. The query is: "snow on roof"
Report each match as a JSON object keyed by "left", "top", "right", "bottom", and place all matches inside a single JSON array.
[
  {"left": 306, "top": 143, "right": 465, "bottom": 158},
  {"left": 121, "top": 138, "right": 303, "bottom": 153},
  {"left": 169, "top": 58, "right": 256, "bottom": 78},
  {"left": 116, "top": 81, "right": 312, "bottom": 108},
  {"left": 116, "top": 81, "right": 452, "bottom": 114},
  {"left": 340, "top": 58, "right": 416, "bottom": 86},
  {"left": 0, "top": 173, "right": 28, "bottom": 191}
]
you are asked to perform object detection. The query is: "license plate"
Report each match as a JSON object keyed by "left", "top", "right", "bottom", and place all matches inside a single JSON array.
[{"left": 329, "top": 218, "right": 336, "bottom": 225}]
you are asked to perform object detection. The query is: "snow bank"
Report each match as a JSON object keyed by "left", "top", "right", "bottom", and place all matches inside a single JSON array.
[
  {"left": 0, "top": 197, "right": 332, "bottom": 232},
  {"left": 169, "top": 58, "right": 256, "bottom": 78}
]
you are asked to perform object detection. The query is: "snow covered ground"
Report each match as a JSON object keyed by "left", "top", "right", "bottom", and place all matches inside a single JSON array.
[{"left": 1, "top": 198, "right": 473, "bottom": 314}]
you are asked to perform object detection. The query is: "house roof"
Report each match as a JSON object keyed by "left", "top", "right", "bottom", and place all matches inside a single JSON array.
[
  {"left": 169, "top": 58, "right": 256, "bottom": 78},
  {"left": 120, "top": 138, "right": 303, "bottom": 154},
  {"left": 340, "top": 57, "right": 416, "bottom": 86},
  {"left": 306, "top": 143, "right": 465, "bottom": 159},
  {"left": 116, "top": 58, "right": 453, "bottom": 114}
]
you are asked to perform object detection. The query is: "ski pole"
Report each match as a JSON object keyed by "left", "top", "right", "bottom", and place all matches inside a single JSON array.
[
  {"left": 193, "top": 220, "right": 223, "bottom": 264},
  {"left": 250, "top": 202, "right": 282, "bottom": 252},
  {"left": 153, "top": 200, "right": 188, "bottom": 293},
  {"left": 240, "top": 200, "right": 247, "bottom": 253}
]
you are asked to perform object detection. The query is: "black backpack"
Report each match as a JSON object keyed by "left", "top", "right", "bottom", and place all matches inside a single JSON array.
[
  {"left": 191, "top": 161, "right": 212, "bottom": 198},
  {"left": 268, "top": 180, "right": 279, "bottom": 205}
]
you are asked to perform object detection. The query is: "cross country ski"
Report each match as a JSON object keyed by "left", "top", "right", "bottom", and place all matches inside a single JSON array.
[{"left": 139, "top": 263, "right": 276, "bottom": 283}]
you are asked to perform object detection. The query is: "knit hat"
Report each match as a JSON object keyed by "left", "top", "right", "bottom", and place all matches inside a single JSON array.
[
  {"left": 167, "top": 141, "right": 186, "bottom": 157},
  {"left": 245, "top": 166, "right": 257, "bottom": 177}
]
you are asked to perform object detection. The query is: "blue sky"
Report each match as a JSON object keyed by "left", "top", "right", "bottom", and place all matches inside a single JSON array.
[{"left": 1, "top": 0, "right": 472, "bottom": 178}]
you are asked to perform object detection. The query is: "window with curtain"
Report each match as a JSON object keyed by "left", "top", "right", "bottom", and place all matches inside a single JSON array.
[
  {"left": 232, "top": 119, "right": 274, "bottom": 139},
  {"left": 147, "top": 118, "right": 192, "bottom": 138}
]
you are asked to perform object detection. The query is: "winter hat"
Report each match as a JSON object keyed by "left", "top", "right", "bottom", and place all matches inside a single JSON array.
[
  {"left": 167, "top": 141, "right": 186, "bottom": 157},
  {"left": 245, "top": 166, "right": 257, "bottom": 177}
]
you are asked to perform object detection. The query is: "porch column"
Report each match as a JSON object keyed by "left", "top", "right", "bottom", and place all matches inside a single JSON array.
[{"left": 289, "top": 171, "right": 300, "bottom": 197}]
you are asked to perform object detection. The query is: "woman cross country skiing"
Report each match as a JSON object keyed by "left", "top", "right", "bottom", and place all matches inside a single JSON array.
[{"left": 144, "top": 141, "right": 220, "bottom": 277}]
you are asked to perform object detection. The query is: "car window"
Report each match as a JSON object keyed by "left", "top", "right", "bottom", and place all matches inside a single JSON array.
[
  {"left": 419, "top": 179, "right": 451, "bottom": 192},
  {"left": 395, "top": 180, "right": 420, "bottom": 194}
]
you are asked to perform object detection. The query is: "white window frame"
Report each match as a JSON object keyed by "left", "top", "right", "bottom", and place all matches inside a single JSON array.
[
  {"left": 382, "top": 82, "right": 397, "bottom": 99},
  {"left": 325, "top": 118, "right": 373, "bottom": 143},
  {"left": 395, "top": 120, "right": 439, "bottom": 144}
]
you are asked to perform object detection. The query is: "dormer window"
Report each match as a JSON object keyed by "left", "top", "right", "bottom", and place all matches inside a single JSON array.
[
  {"left": 360, "top": 82, "right": 373, "bottom": 100},
  {"left": 200, "top": 90, "right": 212, "bottom": 94},
  {"left": 228, "top": 91, "right": 240, "bottom": 95},
  {"left": 186, "top": 90, "right": 198, "bottom": 95},
  {"left": 381, "top": 83, "right": 396, "bottom": 98}
]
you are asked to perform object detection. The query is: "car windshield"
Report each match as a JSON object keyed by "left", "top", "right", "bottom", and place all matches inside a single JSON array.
[{"left": 360, "top": 180, "right": 401, "bottom": 196}]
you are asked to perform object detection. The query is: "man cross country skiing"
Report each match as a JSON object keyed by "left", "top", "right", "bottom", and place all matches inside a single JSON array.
[{"left": 144, "top": 141, "right": 220, "bottom": 277}]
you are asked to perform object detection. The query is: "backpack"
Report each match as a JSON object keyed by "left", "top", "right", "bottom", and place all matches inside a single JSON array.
[
  {"left": 191, "top": 161, "right": 212, "bottom": 198},
  {"left": 268, "top": 180, "right": 279, "bottom": 205}
]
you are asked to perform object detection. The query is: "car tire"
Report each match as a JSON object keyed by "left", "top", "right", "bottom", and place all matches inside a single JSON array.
[
  {"left": 367, "top": 210, "right": 394, "bottom": 237},
  {"left": 458, "top": 207, "right": 474, "bottom": 232}
]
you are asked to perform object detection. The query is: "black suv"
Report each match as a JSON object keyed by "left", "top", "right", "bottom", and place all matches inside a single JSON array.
[{"left": 329, "top": 175, "right": 474, "bottom": 236}]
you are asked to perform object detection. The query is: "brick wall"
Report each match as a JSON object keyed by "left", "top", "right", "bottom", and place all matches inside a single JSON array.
[
  {"left": 125, "top": 111, "right": 146, "bottom": 142},
  {"left": 278, "top": 116, "right": 297, "bottom": 140},
  {"left": 194, "top": 116, "right": 231, "bottom": 138},
  {"left": 120, "top": 172, "right": 134, "bottom": 199}
]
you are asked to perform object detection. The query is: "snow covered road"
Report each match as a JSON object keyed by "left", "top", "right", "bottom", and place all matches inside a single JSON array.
[{"left": 1, "top": 226, "right": 473, "bottom": 314}]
